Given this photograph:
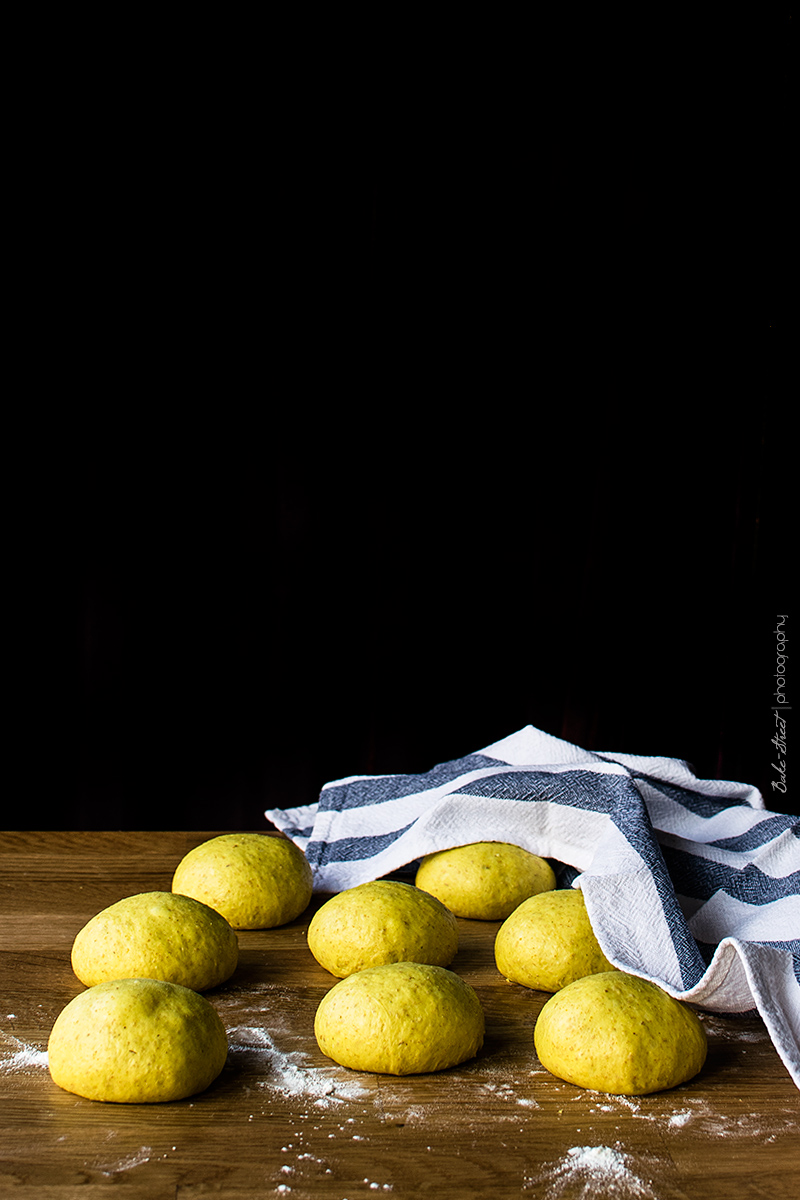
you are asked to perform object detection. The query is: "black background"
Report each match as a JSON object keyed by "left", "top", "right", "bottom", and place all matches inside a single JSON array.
[{"left": 9, "top": 11, "right": 794, "bottom": 829}]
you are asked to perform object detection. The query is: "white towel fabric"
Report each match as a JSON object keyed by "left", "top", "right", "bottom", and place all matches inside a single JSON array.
[{"left": 266, "top": 724, "right": 800, "bottom": 1088}]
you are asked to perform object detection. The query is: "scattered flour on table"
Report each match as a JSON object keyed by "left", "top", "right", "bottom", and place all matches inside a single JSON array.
[
  {"left": 526, "top": 1145, "right": 659, "bottom": 1199},
  {"left": 699, "top": 1013, "right": 768, "bottom": 1043},
  {"left": 94, "top": 1146, "right": 152, "bottom": 1174},
  {"left": 457, "top": 1054, "right": 541, "bottom": 1108},
  {"left": 227, "top": 1026, "right": 367, "bottom": 1105},
  {"left": 594, "top": 1094, "right": 800, "bottom": 1141},
  {"left": 0, "top": 1032, "right": 48, "bottom": 1073},
  {"left": 477, "top": 1079, "right": 540, "bottom": 1108}
]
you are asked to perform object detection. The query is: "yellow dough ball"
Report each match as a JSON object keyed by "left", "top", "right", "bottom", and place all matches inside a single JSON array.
[
  {"left": 172, "top": 833, "right": 313, "bottom": 929},
  {"left": 48, "top": 978, "right": 228, "bottom": 1103},
  {"left": 534, "top": 971, "right": 708, "bottom": 1095},
  {"left": 71, "top": 891, "right": 238, "bottom": 991},
  {"left": 315, "top": 962, "right": 485, "bottom": 1074},
  {"left": 494, "top": 888, "right": 615, "bottom": 992},
  {"left": 307, "top": 880, "right": 458, "bottom": 978},
  {"left": 415, "top": 842, "right": 555, "bottom": 920}
]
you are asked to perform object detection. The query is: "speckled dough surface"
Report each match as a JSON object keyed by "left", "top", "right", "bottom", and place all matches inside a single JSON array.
[
  {"left": 307, "top": 880, "right": 459, "bottom": 977},
  {"left": 172, "top": 834, "right": 313, "bottom": 929},
  {"left": 534, "top": 972, "right": 708, "bottom": 1095},
  {"left": 48, "top": 979, "right": 229, "bottom": 1103},
  {"left": 415, "top": 841, "right": 556, "bottom": 920},
  {"left": 314, "top": 962, "right": 485, "bottom": 1074},
  {"left": 494, "top": 888, "right": 615, "bottom": 992},
  {"left": 71, "top": 891, "right": 239, "bottom": 991}
]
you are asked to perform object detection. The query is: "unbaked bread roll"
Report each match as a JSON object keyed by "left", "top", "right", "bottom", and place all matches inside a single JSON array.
[
  {"left": 494, "top": 888, "right": 615, "bottom": 991},
  {"left": 71, "top": 891, "right": 238, "bottom": 991},
  {"left": 416, "top": 841, "right": 555, "bottom": 920},
  {"left": 173, "top": 833, "right": 313, "bottom": 929},
  {"left": 534, "top": 971, "right": 708, "bottom": 1094},
  {"left": 315, "top": 962, "right": 484, "bottom": 1074},
  {"left": 307, "top": 880, "right": 458, "bottom": 977},
  {"left": 48, "top": 978, "right": 228, "bottom": 1102}
]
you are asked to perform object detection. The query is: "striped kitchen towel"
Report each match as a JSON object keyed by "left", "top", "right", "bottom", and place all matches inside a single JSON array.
[{"left": 266, "top": 724, "right": 800, "bottom": 1088}]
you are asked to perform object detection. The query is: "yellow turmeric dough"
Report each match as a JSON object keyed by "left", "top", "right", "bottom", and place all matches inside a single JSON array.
[
  {"left": 315, "top": 962, "right": 485, "bottom": 1075},
  {"left": 48, "top": 978, "right": 228, "bottom": 1103},
  {"left": 172, "top": 833, "right": 313, "bottom": 929},
  {"left": 494, "top": 888, "right": 615, "bottom": 992},
  {"left": 71, "top": 891, "right": 238, "bottom": 992},
  {"left": 415, "top": 842, "right": 555, "bottom": 920},
  {"left": 534, "top": 972, "right": 708, "bottom": 1095},
  {"left": 307, "top": 880, "right": 458, "bottom": 977}
]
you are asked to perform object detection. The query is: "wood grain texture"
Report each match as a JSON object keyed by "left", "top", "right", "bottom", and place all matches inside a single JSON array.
[{"left": 1, "top": 831, "right": 798, "bottom": 1199}]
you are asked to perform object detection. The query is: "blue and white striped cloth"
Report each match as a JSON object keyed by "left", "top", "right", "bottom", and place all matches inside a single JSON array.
[{"left": 266, "top": 725, "right": 800, "bottom": 1088}]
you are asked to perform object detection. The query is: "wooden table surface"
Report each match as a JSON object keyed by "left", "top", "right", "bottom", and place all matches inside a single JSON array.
[{"left": 1, "top": 831, "right": 798, "bottom": 1200}]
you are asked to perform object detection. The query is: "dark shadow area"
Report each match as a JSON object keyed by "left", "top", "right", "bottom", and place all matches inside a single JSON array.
[{"left": 8, "top": 13, "right": 793, "bottom": 829}]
